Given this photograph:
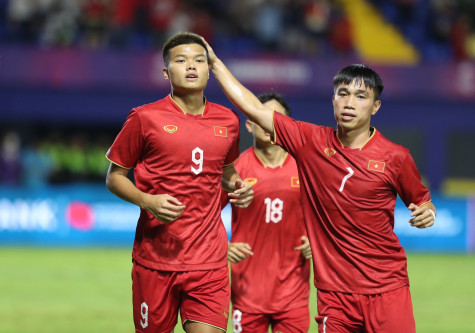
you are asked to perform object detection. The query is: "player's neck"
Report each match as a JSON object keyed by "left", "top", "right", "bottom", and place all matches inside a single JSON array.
[
  {"left": 254, "top": 144, "right": 287, "bottom": 168},
  {"left": 170, "top": 92, "right": 205, "bottom": 115},
  {"left": 337, "top": 126, "right": 373, "bottom": 149}
]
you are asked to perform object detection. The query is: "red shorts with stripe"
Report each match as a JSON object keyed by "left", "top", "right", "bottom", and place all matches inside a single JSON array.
[
  {"left": 315, "top": 286, "right": 415, "bottom": 333},
  {"left": 231, "top": 306, "right": 310, "bottom": 333},
  {"left": 132, "top": 261, "right": 230, "bottom": 333}
]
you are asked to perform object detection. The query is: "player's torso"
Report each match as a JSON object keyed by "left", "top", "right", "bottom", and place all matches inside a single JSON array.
[
  {"left": 134, "top": 99, "right": 239, "bottom": 196},
  {"left": 232, "top": 148, "right": 304, "bottom": 248},
  {"left": 298, "top": 128, "right": 404, "bottom": 229}
]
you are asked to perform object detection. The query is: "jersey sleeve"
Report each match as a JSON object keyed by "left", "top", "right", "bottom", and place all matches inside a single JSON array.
[
  {"left": 394, "top": 151, "right": 431, "bottom": 207},
  {"left": 106, "top": 109, "right": 144, "bottom": 169},
  {"left": 223, "top": 119, "right": 240, "bottom": 166},
  {"left": 273, "top": 111, "right": 310, "bottom": 155}
]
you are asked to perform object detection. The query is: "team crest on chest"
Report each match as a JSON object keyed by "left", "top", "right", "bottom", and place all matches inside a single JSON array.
[
  {"left": 164, "top": 125, "right": 178, "bottom": 133},
  {"left": 368, "top": 160, "right": 385, "bottom": 173},
  {"left": 244, "top": 177, "right": 257, "bottom": 185},
  {"left": 324, "top": 148, "right": 336, "bottom": 157},
  {"left": 214, "top": 126, "right": 228, "bottom": 137},
  {"left": 291, "top": 177, "right": 300, "bottom": 187}
]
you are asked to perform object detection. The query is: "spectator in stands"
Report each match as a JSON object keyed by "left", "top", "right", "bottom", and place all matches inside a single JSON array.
[{"left": 0, "top": 131, "right": 23, "bottom": 185}]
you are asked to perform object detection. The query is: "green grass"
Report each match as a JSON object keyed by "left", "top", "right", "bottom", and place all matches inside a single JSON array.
[{"left": 0, "top": 248, "right": 474, "bottom": 333}]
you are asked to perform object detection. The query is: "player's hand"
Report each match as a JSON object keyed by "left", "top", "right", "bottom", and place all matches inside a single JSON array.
[
  {"left": 228, "top": 242, "right": 253, "bottom": 263},
  {"left": 229, "top": 179, "right": 254, "bottom": 208},
  {"left": 201, "top": 37, "right": 217, "bottom": 65},
  {"left": 295, "top": 235, "right": 312, "bottom": 259},
  {"left": 408, "top": 203, "right": 435, "bottom": 229},
  {"left": 142, "top": 194, "right": 185, "bottom": 224}
]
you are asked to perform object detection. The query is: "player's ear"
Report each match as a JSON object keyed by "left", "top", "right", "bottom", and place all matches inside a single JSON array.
[
  {"left": 163, "top": 67, "right": 170, "bottom": 80},
  {"left": 245, "top": 120, "right": 253, "bottom": 133},
  {"left": 372, "top": 99, "right": 381, "bottom": 116}
]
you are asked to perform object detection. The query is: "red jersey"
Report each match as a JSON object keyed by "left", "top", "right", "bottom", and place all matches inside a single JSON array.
[
  {"left": 107, "top": 95, "right": 240, "bottom": 271},
  {"left": 273, "top": 112, "right": 431, "bottom": 294},
  {"left": 228, "top": 147, "right": 310, "bottom": 313}
]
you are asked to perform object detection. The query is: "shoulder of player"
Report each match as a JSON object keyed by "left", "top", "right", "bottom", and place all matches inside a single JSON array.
[
  {"left": 129, "top": 98, "right": 167, "bottom": 116},
  {"left": 206, "top": 102, "right": 240, "bottom": 119},
  {"left": 374, "top": 129, "right": 409, "bottom": 154},
  {"left": 234, "top": 148, "right": 254, "bottom": 167}
]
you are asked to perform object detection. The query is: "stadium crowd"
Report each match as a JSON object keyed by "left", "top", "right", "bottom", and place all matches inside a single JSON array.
[
  {"left": 0, "top": 129, "right": 112, "bottom": 186},
  {"left": 0, "top": 0, "right": 474, "bottom": 60},
  {"left": 1, "top": 0, "right": 474, "bottom": 187}
]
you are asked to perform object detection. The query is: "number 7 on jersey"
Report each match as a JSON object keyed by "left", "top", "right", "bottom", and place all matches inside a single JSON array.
[{"left": 339, "top": 167, "right": 354, "bottom": 192}]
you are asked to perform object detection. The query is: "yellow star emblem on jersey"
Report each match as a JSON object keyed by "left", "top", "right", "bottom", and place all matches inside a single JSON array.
[{"left": 214, "top": 126, "right": 228, "bottom": 137}]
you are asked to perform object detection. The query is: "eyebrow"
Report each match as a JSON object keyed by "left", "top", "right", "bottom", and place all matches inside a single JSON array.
[
  {"left": 337, "top": 87, "right": 370, "bottom": 95},
  {"left": 173, "top": 53, "right": 206, "bottom": 59}
]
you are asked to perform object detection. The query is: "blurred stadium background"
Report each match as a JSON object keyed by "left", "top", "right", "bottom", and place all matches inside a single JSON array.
[{"left": 0, "top": 0, "right": 474, "bottom": 332}]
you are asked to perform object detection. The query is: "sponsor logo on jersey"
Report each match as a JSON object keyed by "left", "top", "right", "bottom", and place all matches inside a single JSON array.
[
  {"left": 368, "top": 160, "right": 385, "bottom": 173},
  {"left": 244, "top": 177, "right": 257, "bottom": 185},
  {"left": 222, "top": 309, "right": 229, "bottom": 318},
  {"left": 324, "top": 148, "right": 336, "bottom": 157},
  {"left": 214, "top": 126, "right": 228, "bottom": 137},
  {"left": 164, "top": 125, "right": 177, "bottom": 133},
  {"left": 291, "top": 176, "right": 300, "bottom": 187}
]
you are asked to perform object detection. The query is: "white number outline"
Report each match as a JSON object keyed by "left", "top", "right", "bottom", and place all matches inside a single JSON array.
[
  {"left": 339, "top": 167, "right": 354, "bottom": 192},
  {"left": 191, "top": 147, "right": 203, "bottom": 175},
  {"left": 233, "top": 309, "right": 243, "bottom": 333},
  {"left": 140, "top": 302, "right": 148, "bottom": 329},
  {"left": 264, "top": 197, "right": 284, "bottom": 223}
]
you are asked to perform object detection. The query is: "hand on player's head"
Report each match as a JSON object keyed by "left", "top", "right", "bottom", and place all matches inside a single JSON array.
[{"left": 200, "top": 37, "right": 217, "bottom": 65}]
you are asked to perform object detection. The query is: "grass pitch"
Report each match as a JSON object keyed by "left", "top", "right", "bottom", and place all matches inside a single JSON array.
[{"left": 0, "top": 248, "right": 474, "bottom": 333}]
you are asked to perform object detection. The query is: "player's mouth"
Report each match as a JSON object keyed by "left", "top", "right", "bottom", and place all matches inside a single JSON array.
[
  {"left": 186, "top": 74, "right": 198, "bottom": 81},
  {"left": 341, "top": 112, "right": 356, "bottom": 121}
]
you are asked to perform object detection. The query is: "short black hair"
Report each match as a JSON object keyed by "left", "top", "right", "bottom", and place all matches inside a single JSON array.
[
  {"left": 333, "top": 64, "right": 384, "bottom": 100},
  {"left": 257, "top": 92, "right": 291, "bottom": 117},
  {"left": 162, "top": 32, "right": 208, "bottom": 66}
]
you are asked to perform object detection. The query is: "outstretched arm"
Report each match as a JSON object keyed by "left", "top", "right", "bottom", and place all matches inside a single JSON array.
[
  {"left": 203, "top": 38, "right": 275, "bottom": 134},
  {"left": 106, "top": 163, "right": 185, "bottom": 223}
]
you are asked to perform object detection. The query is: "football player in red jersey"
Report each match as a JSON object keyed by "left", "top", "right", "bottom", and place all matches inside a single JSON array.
[
  {"left": 224, "top": 93, "right": 312, "bottom": 333},
  {"left": 204, "top": 38, "right": 436, "bottom": 333},
  {"left": 106, "top": 32, "right": 253, "bottom": 333}
]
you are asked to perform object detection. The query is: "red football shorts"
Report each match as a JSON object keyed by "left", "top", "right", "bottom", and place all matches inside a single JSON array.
[
  {"left": 132, "top": 261, "right": 230, "bottom": 333},
  {"left": 232, "top": 306, "right": 310, "bottom": 333},
  {"left": 315, "top": 286, "right": 416, "bottom": 333}
]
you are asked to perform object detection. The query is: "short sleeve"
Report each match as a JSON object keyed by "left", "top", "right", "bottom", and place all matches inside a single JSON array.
[
  {"left": 106, "top": 109, "right": 144, "bottom": 169},
  {"left": 394, "top": 151, "right": 431, "bottom": 207},
  {"left": 273, "top": 111, "right": 309, "bottom": 155},
  {"left": 223, "top": 119, "right": 240, "bottom": 166}
]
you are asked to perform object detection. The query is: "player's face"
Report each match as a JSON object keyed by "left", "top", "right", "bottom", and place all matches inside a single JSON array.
[
  {"left": 247, "top": 99, "right": 286, "bottom": 144},
  {"left": 332, "top": 79, "right": 381, "bottom": 133},
  {"left": 163, "top": 43, "right": 209, "bottom": 94}
]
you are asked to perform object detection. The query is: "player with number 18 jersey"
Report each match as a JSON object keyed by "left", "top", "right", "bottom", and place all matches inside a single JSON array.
[{"left": 228, "top": 147, "right": 310, "bottom": 313}]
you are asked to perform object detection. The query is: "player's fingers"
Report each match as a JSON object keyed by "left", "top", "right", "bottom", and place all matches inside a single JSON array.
[{"left": 409, "top": 214, "right": 434, "bottom": 228}]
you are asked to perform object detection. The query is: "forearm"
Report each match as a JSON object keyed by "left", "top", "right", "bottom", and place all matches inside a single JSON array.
[
  {"left": 211, "top": 58, "right": 274, "bottom": 133},
  {"left": 221, "top": 165, "right": 240, "bottom": 192},
  {"left": 106, "top": 173, "right": 148, "bottom": 208}
]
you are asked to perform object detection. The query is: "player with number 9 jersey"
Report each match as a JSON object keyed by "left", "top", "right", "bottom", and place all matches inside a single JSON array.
[{"left": 107, "top": 94, "right": 240, "bottom": 271}]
